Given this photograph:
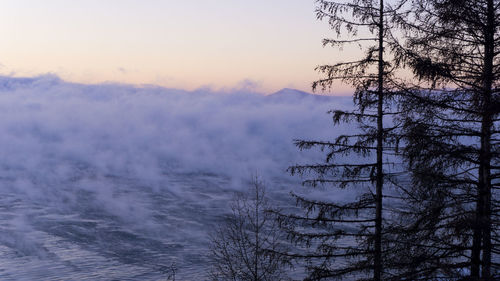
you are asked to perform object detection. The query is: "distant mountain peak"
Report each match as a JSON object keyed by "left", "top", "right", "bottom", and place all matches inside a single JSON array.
[
  {"left": 266, "top": 88, "right": 339, "bottom": 103},
  {"left": 269, "top": 88, "right": 312, "bottom": 97}
]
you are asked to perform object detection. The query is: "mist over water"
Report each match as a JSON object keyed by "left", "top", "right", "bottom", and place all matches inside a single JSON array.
[{"left": 0, "top": 75, "right": 353, "bottom": 280}]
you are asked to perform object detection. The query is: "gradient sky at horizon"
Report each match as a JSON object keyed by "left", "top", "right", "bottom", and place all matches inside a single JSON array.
[{"left": 0, "top": 0, "right": 361, "bottom": 94}]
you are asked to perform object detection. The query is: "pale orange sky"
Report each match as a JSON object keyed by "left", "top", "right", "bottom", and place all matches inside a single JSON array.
[{"left": 0, "top": 0, "right": 361, "bottom": 94}]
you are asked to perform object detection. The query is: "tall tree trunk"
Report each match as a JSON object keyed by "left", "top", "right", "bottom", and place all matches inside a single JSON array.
[
  {"left": 480, "top": 98, "right": 493, "bottom": 281},
  {"left": 471, "top": 1, "right": 495, "bottom": 278},
  {"left": 374, "top": 0, "right": 384, "bottom": 280},
  {"left": 479, "top": 1, "right": 494, "bottom": 278},
  {"left": 471, "top": 188, "right": 483, "bottom": 278}
]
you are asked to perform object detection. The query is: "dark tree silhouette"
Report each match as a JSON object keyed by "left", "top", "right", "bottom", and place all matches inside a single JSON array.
[
  {"left": 207, "top": 177, "right": 290, "bottom": 281},
  {"left": 390, "top": 0, "right": 500, "bottom": 279},
  {"left": 276, "top": 1, "right": 407, "bottom": 280}
]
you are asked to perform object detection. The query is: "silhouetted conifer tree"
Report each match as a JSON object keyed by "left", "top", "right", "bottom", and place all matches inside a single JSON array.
[
  {"left": 390, "top": 0, "right": 500, "bottom": 279},
  {"left": 276, "top": 1, "right": 408, "bottom": 280}
]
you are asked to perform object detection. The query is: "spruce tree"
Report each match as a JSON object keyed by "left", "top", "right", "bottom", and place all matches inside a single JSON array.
[
  {"left": 392, "top": 0, "right": 500, "bottom": 279},
  {"left": 276, "top": 1, "right": 406, "bottom": 280}
]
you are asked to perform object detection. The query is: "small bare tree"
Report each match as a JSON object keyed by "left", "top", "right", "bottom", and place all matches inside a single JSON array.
[{"left": 208, "top": 177, "right": 290, "bottom": 281}]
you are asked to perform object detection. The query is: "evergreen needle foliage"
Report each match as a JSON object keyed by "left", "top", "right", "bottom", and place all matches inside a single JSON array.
[
  {"left": 390, "top": 0, "right": 500, "bottom": 279},
  {"left": 277, "top": 1, "right": 407, "bottom": 280}
]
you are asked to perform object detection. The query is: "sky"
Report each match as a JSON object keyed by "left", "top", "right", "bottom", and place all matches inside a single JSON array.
[{"left": 0, "top": 0, "right": 358, "bottom": 94}]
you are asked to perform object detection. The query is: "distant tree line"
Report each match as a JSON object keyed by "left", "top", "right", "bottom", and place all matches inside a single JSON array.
[{"left": 208, "top": 0, "right": 499, "bottom": 280}]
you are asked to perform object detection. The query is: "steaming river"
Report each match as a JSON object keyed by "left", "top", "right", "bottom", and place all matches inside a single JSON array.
[
  {"left": 0, "top": 172, "right": 299, "bottom": 280},
  {"left": 0, "top": 76, "right": 348, "bottom": 280}
]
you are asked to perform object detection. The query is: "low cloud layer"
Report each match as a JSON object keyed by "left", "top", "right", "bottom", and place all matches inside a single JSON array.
[
  {"left": 0, "top": 75, "right": 353, "bottom": 188},
  {"left": 0, "top": 75, "right": 354, "bottom": 279}
]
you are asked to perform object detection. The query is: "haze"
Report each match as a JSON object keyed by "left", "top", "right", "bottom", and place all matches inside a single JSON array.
[{"left": 0, "top": 0, "right": 359, "bottom": 94}]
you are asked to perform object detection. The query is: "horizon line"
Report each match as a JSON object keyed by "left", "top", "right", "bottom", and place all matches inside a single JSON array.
[{"left": 0, "top": 73, "right": 355, "bottom": 97}]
